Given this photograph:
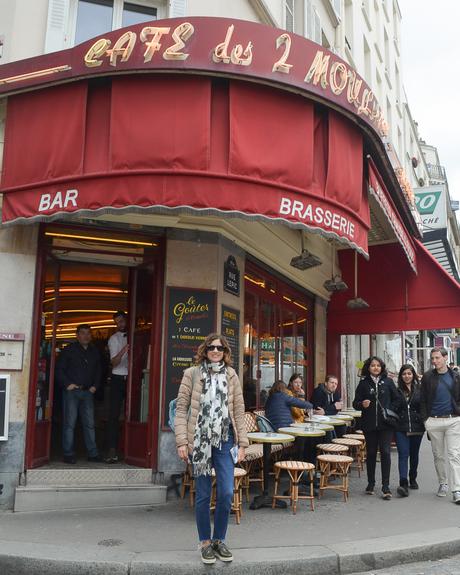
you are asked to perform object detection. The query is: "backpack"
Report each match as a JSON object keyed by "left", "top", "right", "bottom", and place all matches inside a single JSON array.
[
  {"left": 168, "top": 398, "right": 178, "bottom": 431},
  {"left": 168, "top": 398, "right": 191, "bottom": 431},
  {"left": 256, "top": 414, "right": 275, "bottom": 433}
]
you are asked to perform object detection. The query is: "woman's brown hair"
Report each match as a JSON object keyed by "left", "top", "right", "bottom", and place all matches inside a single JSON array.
[
  {"left": 194, "top": 333, "right": 233, "bottom": 366},
  {"left": 269, "top": 380, "right": 288, "bottom": 397}
]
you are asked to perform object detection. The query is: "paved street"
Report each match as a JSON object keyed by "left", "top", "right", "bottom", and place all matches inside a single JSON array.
[{"left": 349, "top": 554, "right": 460, "bottom": 575}]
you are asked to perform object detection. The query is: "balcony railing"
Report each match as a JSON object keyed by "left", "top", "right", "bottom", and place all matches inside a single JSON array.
[{"left": 427, "top": 163, "right": 446, "bottom": 182}]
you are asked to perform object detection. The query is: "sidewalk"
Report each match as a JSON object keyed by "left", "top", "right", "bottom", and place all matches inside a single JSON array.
[{"left": 1, "top": 441, "right": 460, "bottom": 574}]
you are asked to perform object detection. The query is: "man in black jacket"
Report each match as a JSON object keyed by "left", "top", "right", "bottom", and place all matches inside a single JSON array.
[
  {"left": 311, "top": 375, "right": 343, "bottom": 415},
  {"left": 420, "top": 347, "right": 460, "bottom": 504},
  {"left": 56, "top": 324, "right": 102, "bottom": 464}
]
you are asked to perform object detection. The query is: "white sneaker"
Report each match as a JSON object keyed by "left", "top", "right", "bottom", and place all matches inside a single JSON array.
[
  {"left": 437, "top": 483, "right": 449, "bottom": 497},
  {"left": 453, "top": 491, "right": 460, "bottom": 504}
]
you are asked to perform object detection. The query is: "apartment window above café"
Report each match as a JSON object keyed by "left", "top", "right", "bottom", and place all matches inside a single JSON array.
[{"left": 74, "top": 0, "right": 158, "bottom": 45}]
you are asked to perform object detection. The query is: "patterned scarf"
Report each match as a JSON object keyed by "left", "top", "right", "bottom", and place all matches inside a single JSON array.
[{"left": 192, "top": 361, "right": 230, "bottom": 477}]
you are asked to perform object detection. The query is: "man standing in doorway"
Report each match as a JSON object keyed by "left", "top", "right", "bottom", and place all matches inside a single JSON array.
[
  {"left": 105, "top": 311, "right": 129, "bottom": 463},
  {"left": 56, "top": 324, "right": 102, "bottom": 464},
  {"left": 421, "top": 347, "right": 460, "bottom": 504}
]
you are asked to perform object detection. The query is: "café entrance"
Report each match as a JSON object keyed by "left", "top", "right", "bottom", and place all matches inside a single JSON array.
[{"left": 25, "top": 224, "right": 164, "bottom": 470}]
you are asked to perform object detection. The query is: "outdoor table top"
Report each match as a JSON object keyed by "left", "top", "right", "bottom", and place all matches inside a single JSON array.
[
  {"left": 306, "top": 417, "right": 347, "bottom": 427},
  {"left": 329, "top": 414, "right": 354, "bottom": 421},
  {"left": 292, "top": 422, "right": 335, "bottom": 431},
  {"left": 247, "top": 432, "right": 295, "bottom": 444},
  {"left": 278, "top": 426, "right": 326, "bottom": 438},
  {"left": 341, "top": 410, "right": 362, "bottom": 417}
]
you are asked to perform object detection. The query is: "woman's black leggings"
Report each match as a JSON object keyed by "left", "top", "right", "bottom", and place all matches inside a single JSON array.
[{"left": 363, "top": 428, "right": 393, "bottom": 488}]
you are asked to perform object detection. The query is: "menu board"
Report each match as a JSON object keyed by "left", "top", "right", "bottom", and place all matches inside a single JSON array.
[
  {"left": 221, "top": 305, "right": 240, "bottom": 375},
  {"left": 163, "top": 288, "right": 216, "bottom": 427}
]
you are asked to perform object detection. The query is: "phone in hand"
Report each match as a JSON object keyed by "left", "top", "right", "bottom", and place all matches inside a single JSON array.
[{"left": 230, "top": 445, "right": 239, "bottom": 464}]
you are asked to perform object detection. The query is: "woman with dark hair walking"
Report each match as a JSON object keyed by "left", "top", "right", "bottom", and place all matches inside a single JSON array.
[
  {"left": 175, "top": 333, "right": 248, "bottom": 564},
  {"left": 395, "top": 364, "right": 424, "bottom": 497},
  {"left": 353, "top": 356, "right": 401, "bottom": 500}
]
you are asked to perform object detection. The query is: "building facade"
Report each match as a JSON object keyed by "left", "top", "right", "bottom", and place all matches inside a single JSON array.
[{"left": 0, "top": 0, "right": 459, "bottom": 511}]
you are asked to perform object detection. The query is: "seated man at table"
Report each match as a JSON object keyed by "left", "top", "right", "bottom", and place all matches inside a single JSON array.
[
  {"left": 311, "top": 375, "right": 343, "bottom": 416},
  {"left": 265, "top": 380, "right": 313, "bottom": 430}
]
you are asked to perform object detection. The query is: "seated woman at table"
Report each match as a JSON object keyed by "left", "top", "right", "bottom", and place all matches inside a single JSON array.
[
  {"left": 287, "top": 373, "right": 307, "bottom": 423},
  {"left": 265, "top": 380, "right": 313, "bottom": 430}
]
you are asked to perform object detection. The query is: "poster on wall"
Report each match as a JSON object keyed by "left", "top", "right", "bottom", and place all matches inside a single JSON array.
[
  {"left": 221, "top": 305, "right": 240, "bottom": 376},
  {"left": 163, "top": 288, "right": 216, "bottom": 428}
]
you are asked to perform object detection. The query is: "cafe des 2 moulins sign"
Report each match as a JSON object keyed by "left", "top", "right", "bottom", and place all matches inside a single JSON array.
[{"left": 0, "top": 17, "right": 388, "bottom": 139}]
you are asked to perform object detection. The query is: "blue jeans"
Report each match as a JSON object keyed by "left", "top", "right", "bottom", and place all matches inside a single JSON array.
[
  {"left": 62, "top": 389, "right": 99, "bottom": 457},
  {"left": 194, "top": 431, "right": 235, "bottom": 543},
  {"left": 395, "top": 431, "right": 423, "bottom": 482}
]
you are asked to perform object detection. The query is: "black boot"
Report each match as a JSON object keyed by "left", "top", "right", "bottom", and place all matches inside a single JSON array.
[
  {"left": 409, "top": 474, "right": 419, "bottom": 490},
  {"left": 397, "top": 479, "right": 409, "bottom": 497}
]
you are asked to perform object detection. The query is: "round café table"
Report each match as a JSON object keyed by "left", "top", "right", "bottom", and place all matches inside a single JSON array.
[
  {"left": 292, "top": 422, "right": 335, "bottom": 432},
  {"left": 279, "top": 426, "right": 326, "bottom": 465},
  {"left": 292, "top": 421, "right": 334, "bottom": 442},
  {"left": 247, "top": 432, "right": 295, "bottom": 510}
]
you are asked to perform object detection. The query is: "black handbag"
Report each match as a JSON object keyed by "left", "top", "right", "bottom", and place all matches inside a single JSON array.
[
  {"left": 381, "top": 407, "right": 400, "bottom": 427},
  {"left": 377, "top": 397, "right": 400, "bottom": 427}
]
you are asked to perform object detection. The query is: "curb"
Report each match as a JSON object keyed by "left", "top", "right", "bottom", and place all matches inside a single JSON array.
[{"left": 1, "top": 527, "right": 460, "bottom": 575}]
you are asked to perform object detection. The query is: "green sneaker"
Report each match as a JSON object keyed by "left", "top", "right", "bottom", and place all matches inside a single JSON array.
[
  {"left": 212, "top": 540, "right": 233, "bottom": 562},
  {"left": 200, "top": 544, "right": 216, "bottom": 564}
]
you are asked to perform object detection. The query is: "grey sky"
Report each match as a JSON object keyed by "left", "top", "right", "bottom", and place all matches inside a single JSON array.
[{"left": 400, "top": 0, "right": 460, "bottom": 203}]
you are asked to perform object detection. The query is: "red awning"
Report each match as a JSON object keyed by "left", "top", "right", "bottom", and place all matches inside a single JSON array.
[
  {"left": 368, "top": 158, "right": 417, "bottom": 273},
  {"left": 328, "top": 239, "right": 460, "bottom": 334},
  {"left": 0, "top": 75, "right": 370, "bottom": 256}
]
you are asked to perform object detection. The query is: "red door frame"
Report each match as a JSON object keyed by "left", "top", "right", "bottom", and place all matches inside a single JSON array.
[
  {"left": 25, "top": 224, "right": 165, "bottom": 470},
  {"left": 25, "top": 224, "right": 48, "bottom": 468}
]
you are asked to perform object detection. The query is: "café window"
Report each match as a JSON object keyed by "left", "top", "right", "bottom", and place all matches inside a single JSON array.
[
  {"left": 243, "top": 262, "right": 313, "bottom": 411},
  {"left": 73, "top": 0, "right": 160, "bottom": 45}
]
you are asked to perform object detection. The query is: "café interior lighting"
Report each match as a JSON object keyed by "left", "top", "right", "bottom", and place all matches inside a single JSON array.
[
  {"left": 45, "top": 231, "right": 157, "bottom": 247},
  {"left": 346, "top": 251, "right": 369, "bottom": 309},
  {"left": 290, "top": 232, "right": 322, "bottom": 270},
  {"left": 324, "top": 243, "right": 348, "bottom": 292}
]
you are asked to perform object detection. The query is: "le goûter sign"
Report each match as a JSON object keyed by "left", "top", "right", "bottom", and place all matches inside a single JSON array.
[{"left": 0, "top": 17, "right": 388, "bottom": 139}]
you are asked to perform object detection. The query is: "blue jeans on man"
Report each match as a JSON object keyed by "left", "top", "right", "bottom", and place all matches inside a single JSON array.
[
  {"left": 194, "top": 430, "right": 235, "bottom": 542},
  {"left": 62, "top": 389, "right": 99, "bottom": 457},
  {"left": 395, "top": 431, "right": 423, "bottom": 483}
]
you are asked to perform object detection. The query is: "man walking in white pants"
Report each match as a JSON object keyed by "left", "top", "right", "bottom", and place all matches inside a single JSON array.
[{"left": 420, "top": 347, "right": 460, "bottom": 504}]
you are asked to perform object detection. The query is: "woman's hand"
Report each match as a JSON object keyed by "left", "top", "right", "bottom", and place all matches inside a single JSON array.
[
  {"left": 177, "top": 445, "right": 189, "bottom": 462},
  {"left": 362, "top": 399, "right": 371, "bottom": 409},
  {"left": 237, "top": 447, "right": 246, "bottom": 463}
]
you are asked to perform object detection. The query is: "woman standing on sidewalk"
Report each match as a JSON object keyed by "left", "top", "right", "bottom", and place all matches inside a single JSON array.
[
  {"left": 395, "top": 364, "right": 424, "bottom": 497},
  {"left": 174, "top": 333, "right": 248, "bottom": 565},
  {"left": 353, "top": 356, "right": 401, "bottom": 500}
]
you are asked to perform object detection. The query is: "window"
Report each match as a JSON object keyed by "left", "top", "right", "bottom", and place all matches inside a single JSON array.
[
  {"left": 305, "top": 1, "right": 321, "bottom": 44},
  {"left": 75, "top": 0, "right": 113, "bottom": 46},
  {"left": 122, "top": 2, "right": 157, "bottom": 27},
  {"left": 72, "top": 0, "right": 161, "bottom": 46},
  {"left": 331, "top": 0, "right": 341, "bottom": 18},
  {"left": 243, "top": 262, "right": 313, "bottom": 410},
  {"left": 285, "top": 0, "right": 294, "bottom": 32}
]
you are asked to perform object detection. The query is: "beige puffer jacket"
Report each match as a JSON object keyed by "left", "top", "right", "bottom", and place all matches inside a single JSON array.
[{"left": 175, "top": 364, "right": 249, "bottom": 449}]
